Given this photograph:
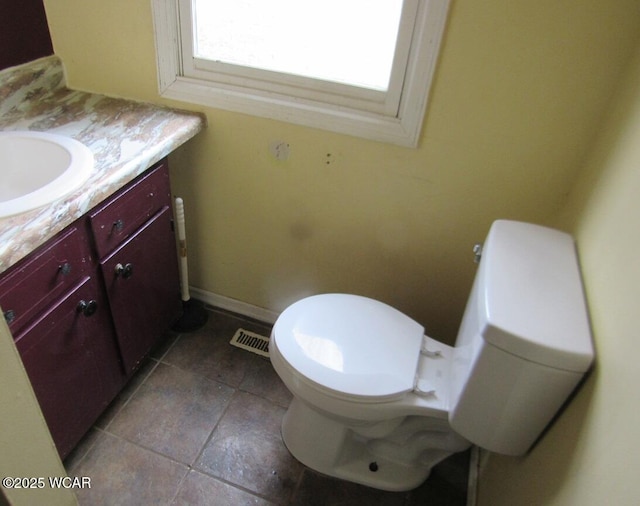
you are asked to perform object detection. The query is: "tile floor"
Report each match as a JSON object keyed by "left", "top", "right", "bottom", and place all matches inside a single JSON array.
[{"left": 65, "top": 306, "right": 470, "bottom": 505}]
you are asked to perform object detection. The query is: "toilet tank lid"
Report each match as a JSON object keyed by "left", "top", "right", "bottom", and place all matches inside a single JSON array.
[
  {"left": 480, "top": 221, "right": 594, "bottom": 372},
  {"left": 272, "top": 294, "right": 425, "bottom": 401}
]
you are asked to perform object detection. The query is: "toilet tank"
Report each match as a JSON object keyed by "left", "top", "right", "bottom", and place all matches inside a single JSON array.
[{"left": 448, "top": 220, "right": 593, "bottom": 455}]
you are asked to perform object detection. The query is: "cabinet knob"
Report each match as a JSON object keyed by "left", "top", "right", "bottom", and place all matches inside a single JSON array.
[
  {"left": 3, "top": 309, "right": 16, "bottom": 325},
  {"left": 114, "top": 262, "right": 134, "bottom": 279},
  {"left": 77, "top": 300, "right": 98, "bottom": 317},
  {"left": 59, "top": 263, "right": 72, "bottom": 276},
  {"left": 113, "top": 219, "right": 125, "bottom": 232}
]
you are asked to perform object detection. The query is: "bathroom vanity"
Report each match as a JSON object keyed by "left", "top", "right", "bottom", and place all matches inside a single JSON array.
[
  {"left": 0, "top": 160, "right": 181, "bottom": 458},
  {"left": 0, "top": 56, "right": 205, "bottom": 458}
]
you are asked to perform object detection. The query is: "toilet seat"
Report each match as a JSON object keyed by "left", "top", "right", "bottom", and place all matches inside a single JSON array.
[{"left": 271, "top": 294, "right": 425, "bottom": 402}]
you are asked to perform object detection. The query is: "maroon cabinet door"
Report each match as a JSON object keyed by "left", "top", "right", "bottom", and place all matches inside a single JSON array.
[
  {"left": 100, "top": 205, "right": 181, "bottom": 373},
  {"left": 15, "top": 275, "right": 123, "bottom": 459}
]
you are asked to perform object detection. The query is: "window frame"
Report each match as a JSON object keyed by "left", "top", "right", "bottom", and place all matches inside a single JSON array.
[{"left": 151, "top": 0, "right": 449, "bottom": 147}]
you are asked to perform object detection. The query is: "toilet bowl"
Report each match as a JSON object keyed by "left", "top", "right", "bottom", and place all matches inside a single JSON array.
[
  {"left": 269, "top": 220, "right": 594, "bottom": 491},
  {"left": 270, "top": 294, "right": 471, "bottom": 491}
]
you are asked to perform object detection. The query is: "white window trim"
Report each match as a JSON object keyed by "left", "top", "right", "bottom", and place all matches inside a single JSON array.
[
  {"left": 151, "top": 0, "right": 449, "bottom": 147},
  {"left": 181, "top": 0, "right": 417, "bottom": 118}
]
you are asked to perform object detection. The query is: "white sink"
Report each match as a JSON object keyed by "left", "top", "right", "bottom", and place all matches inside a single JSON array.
[{"left": 0, "top": 131, "right": 93, "bottom": 218}]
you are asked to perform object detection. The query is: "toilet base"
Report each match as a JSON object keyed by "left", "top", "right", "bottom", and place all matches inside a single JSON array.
[{"left": 281, "top": 397, "right": 454, "bottom": 492}]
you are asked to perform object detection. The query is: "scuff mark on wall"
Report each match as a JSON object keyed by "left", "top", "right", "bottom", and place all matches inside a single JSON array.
[
  {"left": 325, "top": 153, "right": 333, "bottom": 165},
  {"left": 269, "top": 140, "right": 290, "bottom": 161}
]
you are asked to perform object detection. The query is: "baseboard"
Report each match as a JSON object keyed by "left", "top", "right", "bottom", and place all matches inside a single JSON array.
[{"left": 189, "top": 287, "right": 280, "bottom": 324}]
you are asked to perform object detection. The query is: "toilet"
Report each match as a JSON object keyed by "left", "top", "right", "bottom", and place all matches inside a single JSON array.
[{"left": 269, "top": 220, "right": 594, "bottom": 491}]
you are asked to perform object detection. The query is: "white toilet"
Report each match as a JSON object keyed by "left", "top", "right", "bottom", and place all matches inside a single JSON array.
[{"left": 269, "top": 220, "right": 594, "bottom": 491}]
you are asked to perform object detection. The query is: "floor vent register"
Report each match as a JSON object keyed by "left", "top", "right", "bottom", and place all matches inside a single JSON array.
[{"left": 230, "top": 328, "right": 270, "bottom": 357}]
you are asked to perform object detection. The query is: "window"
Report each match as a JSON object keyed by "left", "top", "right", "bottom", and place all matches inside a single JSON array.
[{"left": 152, "top": 0, "right": 449, "bottom": 147}]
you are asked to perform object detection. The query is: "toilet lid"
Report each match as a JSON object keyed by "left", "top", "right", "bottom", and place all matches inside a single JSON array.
[{"left": 272, "top": 294, "right": 425, "bottom": 402}]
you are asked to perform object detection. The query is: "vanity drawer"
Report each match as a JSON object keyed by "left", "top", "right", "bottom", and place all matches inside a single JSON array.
[
  {"left": 90, "top": 162, "right": 172, "bottom": 259},
  {"left": 0, "top": 226, "right": 91, "bottom": 334}
]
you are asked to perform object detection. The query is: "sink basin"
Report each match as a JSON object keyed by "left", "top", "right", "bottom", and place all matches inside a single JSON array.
[{"left": 0, "top": 131, "right": 93, "bottom": 218}]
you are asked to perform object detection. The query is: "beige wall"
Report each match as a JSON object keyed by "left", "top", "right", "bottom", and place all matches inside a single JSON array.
[
  {"left": 37, "top": 1, "right": 640, "bottom": 504},
  {"left": 477, "top": 40, "right": 640, "bottom": 506},
  {"left": 43, "top": 0, "right": 639, "bottom": 342}
]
